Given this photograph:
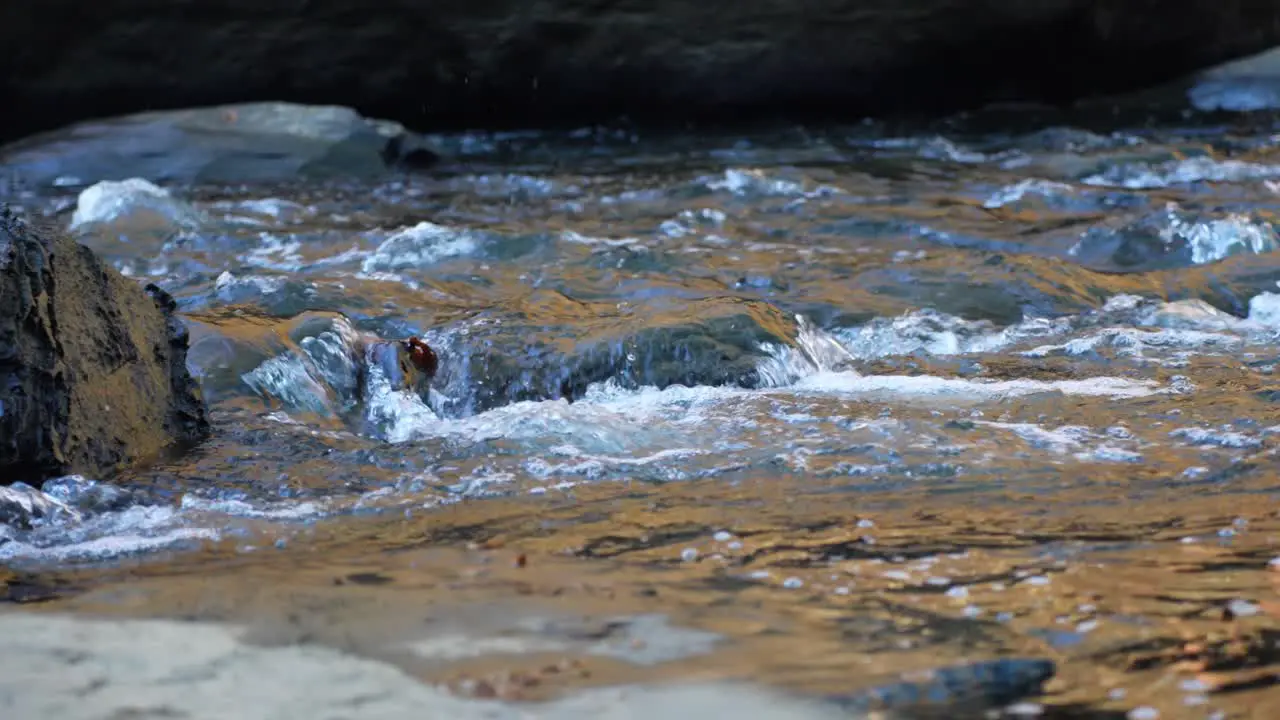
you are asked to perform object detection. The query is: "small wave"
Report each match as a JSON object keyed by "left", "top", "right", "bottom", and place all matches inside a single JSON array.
[
  {"left": 361, "top": 221, "right": 482, "bottom": 273},
  {"left": 1082, "top": 157, "right": 1280, "bottom": 189}
]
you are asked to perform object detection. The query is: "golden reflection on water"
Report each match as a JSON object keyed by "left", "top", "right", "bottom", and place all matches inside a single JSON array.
[
  {"left": 10, "top": 129, "right": 1280, "bottom": 718},
  {"left": 7, "top": 432, "right": 1279, "bottom": 718},
  {"left": 9, "top": 299, "right": 1280, "bottom": 716}
]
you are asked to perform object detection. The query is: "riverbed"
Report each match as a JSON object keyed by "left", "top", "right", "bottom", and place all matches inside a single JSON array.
[{"left": 3, "top": 111, "right": 1280, "bottom": 719}]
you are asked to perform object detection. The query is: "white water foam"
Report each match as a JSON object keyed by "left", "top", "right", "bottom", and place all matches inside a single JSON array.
[
  {"left": 361, "top": 221, "right": 481, "bottom": 274},
  {"left": 1082, "top": 157, "right": 1280, "bottom": 189},
  {"left": 70, "top": 178, "right": 206, "bottom": 231}
]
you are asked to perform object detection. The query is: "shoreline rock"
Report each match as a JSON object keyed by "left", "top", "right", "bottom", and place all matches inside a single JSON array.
[
  {"left": 0, "top": 102, "right": 441, "bottom": 189},
  {"left": 0, "top": 207, "right": 209, "bottom": 486},
  {"left": 3, "top": 1, "right": 1280, "bottom": 143}
]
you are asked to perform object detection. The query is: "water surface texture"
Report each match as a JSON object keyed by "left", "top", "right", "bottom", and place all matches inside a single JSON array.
[{"left": 5, "top": 115, "right": 1280, "bottom": 718}]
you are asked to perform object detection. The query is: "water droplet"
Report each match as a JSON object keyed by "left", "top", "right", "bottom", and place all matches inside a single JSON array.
[
  {"left": 783, "top": 577, "right": 804, "bottom": 589},
  {"left": 713, "top": 530, "right": 733, "bottom": 542},
  {"left": 681, "top": 548, "right": 698, "bottom": 562},
  {"left": 1127, "top": 706, "right": 1159, "bottom": 720}
]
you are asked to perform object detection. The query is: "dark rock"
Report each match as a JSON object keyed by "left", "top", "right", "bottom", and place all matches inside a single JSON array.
[
  {"left": 428, "top": 293, "right": 800, "bottom": 417},
  {"left": 0, "top": 103, "right": 440, "bottom": 188},
  {"left": 0, "top": 207, "right": 209, "bottom": 485},
  {"left": 3, "top": 1, "right": 1280, "bottom": 142},
  {"left": 830, "top": 657, "right": 1056, "bottom": 715}
]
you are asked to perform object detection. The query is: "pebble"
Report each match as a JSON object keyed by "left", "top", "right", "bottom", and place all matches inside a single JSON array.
[
  {"left": 1023, "top": 575, "right": 1051, "bottom": 587},
  {"left": 782, "top": 577, "right": 804, "bottom": 589},
  {"left": 1005, "top": 702, "right": 1043, "bottom": 716},
  {"left": 680, "top": 548, "right": 698, "bottom": 562},
  {"left": 1127, "top": 707, "right": 1159, "bottom": 720},
  {"left": 945, "top": 586, "right": 969, "bottom": 599},
  {"left": 712, "top": 530, "right": 733, "bottom": 542}
]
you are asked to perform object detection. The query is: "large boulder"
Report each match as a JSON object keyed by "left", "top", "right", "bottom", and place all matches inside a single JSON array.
[
  {"left": 0, "top": 207, "right": 209, "bottom": 485},
  {"left": 2, "top": 0, "right": 1280, "bottom": 142},
  {"left": 0, "top": 102, "right": 441, "bottom": 188}
]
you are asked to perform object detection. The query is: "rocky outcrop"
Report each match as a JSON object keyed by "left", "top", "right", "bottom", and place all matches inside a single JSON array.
[
  {"left": 0, "top": 207, "right": 209, "bottom": 486},
  {"left": 0, "top": 103, "right": 441, "bottom": 188},
  {"left": 3, "top": 0, "right": 1280, "bottom": 143}
]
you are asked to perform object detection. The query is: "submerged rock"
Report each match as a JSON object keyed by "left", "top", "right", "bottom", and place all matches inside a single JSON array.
[
  {"left": 0, "top": 102, "right": 440, "bottom": 188},
  {"left": 0, "top": 207, "right": 209, "bottom": 485},
  {"left": 1069, "top": 205, "right": 1280, "bottom": 272},
  {"left": 3, "top": 2, "right": 1280, "bottom": 139},
  {"left": 429, "top": 294, "right": 800, "bottom": 416},
  {"left": 831, "top": 657, "right": 1056, "bottom": 716}
]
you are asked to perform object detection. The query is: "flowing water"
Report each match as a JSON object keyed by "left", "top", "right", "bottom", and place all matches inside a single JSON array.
[{"left": 4, "top": 112, "right": 1280, "bottom": 718}]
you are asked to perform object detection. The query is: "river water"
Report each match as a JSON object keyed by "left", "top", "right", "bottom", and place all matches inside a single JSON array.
[{"left": 3, "top": 112, "right": 1280, "bottom": 718}]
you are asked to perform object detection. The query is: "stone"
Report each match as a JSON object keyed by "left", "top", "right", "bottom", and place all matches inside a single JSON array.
[
  {"left": 0, "top": 206, "right": 209, "bottom": 485},
  {"left": 3, "top": 1, "right": 1280, "bottom": 143},
  {"left": 0, "top": 102, "right": 441, "bottom": 188},
  {"left": 426, "top": 294, "right": 800, "bottom": 417}
]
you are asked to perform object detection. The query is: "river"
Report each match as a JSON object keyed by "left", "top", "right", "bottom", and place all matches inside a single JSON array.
[{"left": 3, "top": 112, "right": 1280, "bottom": 719}]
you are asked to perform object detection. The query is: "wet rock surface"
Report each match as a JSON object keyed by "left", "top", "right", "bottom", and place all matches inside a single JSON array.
[
  {"left": 427, "top": 295, "right": 800, "bottom": 416},
  {"left": 4, "top": 1, "right": 1280, "bottom": 142},
  {"left": 0, "top": 102, "right": 440, "bottom": 188},
  {"left": 0, "top": 208, "right": 208, "bottom": 485}
]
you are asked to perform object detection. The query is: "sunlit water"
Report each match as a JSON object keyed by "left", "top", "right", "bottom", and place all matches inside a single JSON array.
[{"left": 5, "top": 113, "right": 1280, "bottom": 717}]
